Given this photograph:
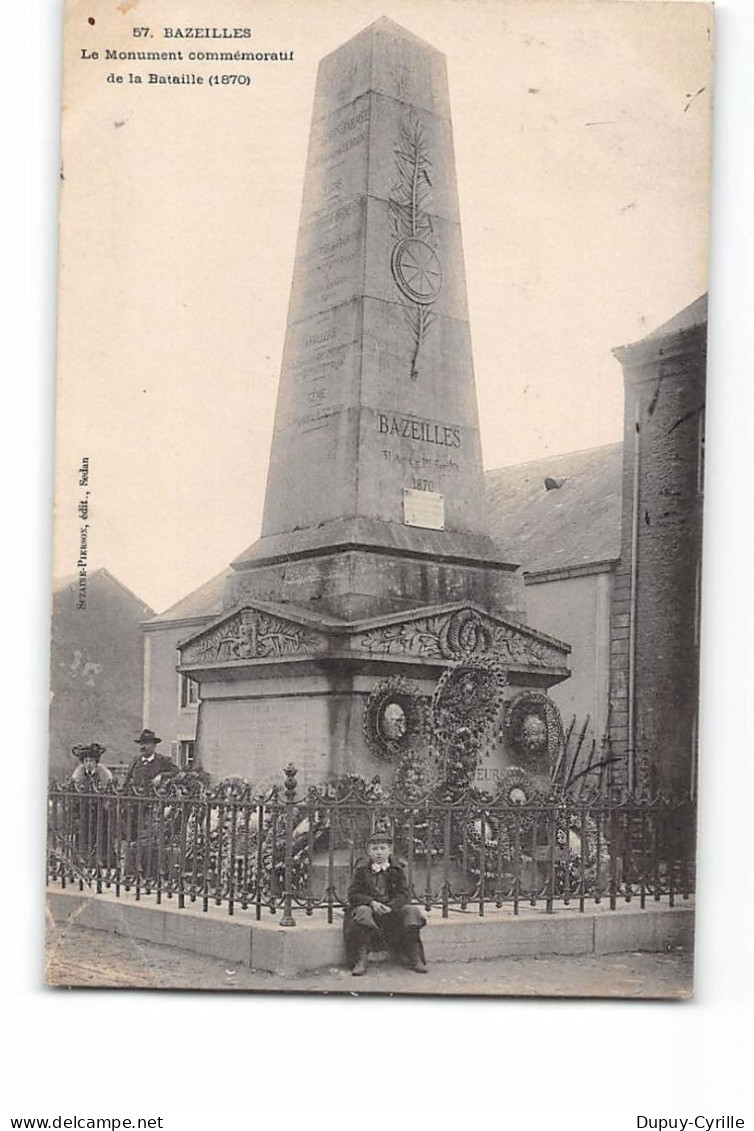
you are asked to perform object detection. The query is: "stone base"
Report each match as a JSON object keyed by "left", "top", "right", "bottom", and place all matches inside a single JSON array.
[
  {"left": 227, "top": 527, "right": 525, "bottom": 623},
  {"left": 195, "top": 669, "right": 436, "bottom": 786},
  {"left": 47, "top": 887, "right": 695, "bottom": 979}
]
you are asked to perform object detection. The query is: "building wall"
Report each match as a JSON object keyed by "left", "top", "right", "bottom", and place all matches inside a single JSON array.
[
  {"left": 609, "top": 315, "right": 705, "bottom": 795},
  {"left": 525, "top": 570, "right": 612, "bottom": 765},
  {"left": 49, "top": 573, "right": 152, "bottom": 780},
  {"left": 143, "top": 619, "right": 211, "bottom": 766}
]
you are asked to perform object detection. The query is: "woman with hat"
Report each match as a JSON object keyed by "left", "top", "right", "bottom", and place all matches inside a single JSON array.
[
  {"left": 69, "top": 742, "right": 113, "bottom": 789},
  {"left": 68, "top": 743, "right": 113, "bottom": 867},
  {"left": 343, "top": 830, "right": 428, "bottom": 977}
]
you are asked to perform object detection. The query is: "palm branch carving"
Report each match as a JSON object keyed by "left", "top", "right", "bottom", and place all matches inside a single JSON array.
[
  {"left": 389, "top": 116, "right": 434, "bottom": 241},
  {"left": 389, "top": 115, "right": 441, "bottom": 381},
  {"left": 405, "top": 305, "right": 435, "bottom": 381}
]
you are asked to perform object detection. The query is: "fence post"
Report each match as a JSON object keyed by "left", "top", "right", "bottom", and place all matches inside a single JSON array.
[{"left": 280, "top": 763, "right": 297, "bottom": 927}]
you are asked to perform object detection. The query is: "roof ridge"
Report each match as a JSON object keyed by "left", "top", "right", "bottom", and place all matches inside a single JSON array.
[
  {"left": 486, "top": 440, "right": 622, "bottom": 476},
  {"left": 151, "top": 566, "right": 233, "bottom": 620}
]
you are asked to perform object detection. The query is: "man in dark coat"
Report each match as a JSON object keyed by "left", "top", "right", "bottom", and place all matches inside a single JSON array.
[
  {"left": 122, "top": 730, "right": 178, "bottom": 876},
  {"left": 123, "top": 729, "right": 178, "bottom": 788},
  {"left": 344, "top": 831, "right": 427, "bottom": 977}
]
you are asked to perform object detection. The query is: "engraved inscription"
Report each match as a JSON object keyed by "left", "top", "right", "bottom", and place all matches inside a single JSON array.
[
  {"left": 381, "top": 450, "right": 459, "bottom": 477},
  {"left": 299, "top": 98, "right": 371, "bottom": 223},
  {"left": 377, "top": 413, "right": 461, "bottom": 448},
  {"left": 309, "top": 106, "right": 370, "bottom": 170},
  {"left": 289, "top": 199, "right": 364, "bottom": 322},
  {"left": 277, "top": 306, "right": 358, "bottom": 429}
]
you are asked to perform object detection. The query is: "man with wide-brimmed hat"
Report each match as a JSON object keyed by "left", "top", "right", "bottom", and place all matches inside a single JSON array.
[
  {"left": 343, "top": 831, "right": 428, "bottom": 977},
  {"left": 121, "top": 729, "right": 179, "bottom": 877},
  {"left": 123, "top": 729, "right": 178, "bottom": 789}
]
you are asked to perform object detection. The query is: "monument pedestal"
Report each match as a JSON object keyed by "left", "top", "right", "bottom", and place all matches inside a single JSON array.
[
  {"left": 179, "top": 600, "right": 570, "bottom": 789},
  {"left": 226, "top": 518, "right": 526, "bottom": 622}
]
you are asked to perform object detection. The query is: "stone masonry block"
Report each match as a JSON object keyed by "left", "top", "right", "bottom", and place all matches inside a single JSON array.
[{"left": 594, "top": 907, "right": 694, "bottom": 956}]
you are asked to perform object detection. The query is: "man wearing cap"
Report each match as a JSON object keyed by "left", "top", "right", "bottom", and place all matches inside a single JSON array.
[
  {"left": 124, "top": 729, "right": 178, "bottom": 789},
  {"left": 344, "top": 831, "right": 428, "bottom": 977}
]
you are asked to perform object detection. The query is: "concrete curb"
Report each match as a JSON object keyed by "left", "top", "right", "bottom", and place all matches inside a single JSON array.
[{"left": 47, "top": 887, "right": 694, "bottom": 977}]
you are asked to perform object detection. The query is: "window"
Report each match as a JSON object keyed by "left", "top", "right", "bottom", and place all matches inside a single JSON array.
[
  {"left": 178, "top": 740, "right": 196, "bottom": 770},
  {"left": 179, "top": 673, "right": 199, "bottom": 708}
]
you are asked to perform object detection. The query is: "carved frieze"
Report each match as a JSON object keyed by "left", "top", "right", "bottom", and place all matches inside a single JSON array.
[
  {"left": 182, "top": 609, "right": 326, "bottom": 666},
  {"left": 352, "top": 607, "right": 566, "bottom": 669}
]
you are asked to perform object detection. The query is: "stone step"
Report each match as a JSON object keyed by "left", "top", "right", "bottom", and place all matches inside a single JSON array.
[{"left": 46, "top": 886, "right": 693, "bottom": 977}]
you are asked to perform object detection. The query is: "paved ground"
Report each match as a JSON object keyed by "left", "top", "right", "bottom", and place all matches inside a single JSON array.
[{"left": 45, "top": 923, "right": 694, "bottom": 998}]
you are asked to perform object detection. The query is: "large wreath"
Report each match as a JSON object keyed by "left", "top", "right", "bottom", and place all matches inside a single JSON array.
[
  {"left": 503, "top": 691, "right": 564, "bottom": 775},
  {"left": 362, "top": 676, "right": 426, "bottom": 763},
  {"left": 430, "top": 653, "right": 508, "bottom": 753}
]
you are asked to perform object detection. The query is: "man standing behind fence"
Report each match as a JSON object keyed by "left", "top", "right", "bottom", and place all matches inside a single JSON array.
[
  {"left": 122, "top": 730, "right": 178, "bottom": 877},
  {"left": 344, "top": 832, "right": 427, "bottom": 977},
  {"left": 124, "top": 730, "right": 178, "bottom": 788}
]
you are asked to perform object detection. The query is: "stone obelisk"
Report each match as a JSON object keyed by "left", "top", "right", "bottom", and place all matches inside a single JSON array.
[
  {"left": 180, "top": 20, "right": 571, "bottom": 788},
  {"left": 227, "top": 17, "right": 523, "bottom": 622}
]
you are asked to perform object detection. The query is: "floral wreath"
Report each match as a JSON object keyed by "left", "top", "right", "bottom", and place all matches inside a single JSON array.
[
  {"left": 492, "top": 766, "right": 540, "bottom": 805},
  {"left": 393, "top": 750, "right": 439, "bottom": 801},
  {"left": 362, "top": 676, "right": 426, "bottom": 763},
  {"left": 430, "top": 653, "right": 508, "bottom": 753},
  {"left": 503, "top": 691, "right": 564, "bottom": 774}
]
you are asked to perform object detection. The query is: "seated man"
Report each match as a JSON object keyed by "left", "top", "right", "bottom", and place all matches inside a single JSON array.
[{"left": 343, "top": 831, "right": 427, "bottom": 977}]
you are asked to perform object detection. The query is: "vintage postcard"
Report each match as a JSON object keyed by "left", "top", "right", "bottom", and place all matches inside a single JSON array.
[{"left": 47, "top": 0, "right": 712, "bottom": 996}]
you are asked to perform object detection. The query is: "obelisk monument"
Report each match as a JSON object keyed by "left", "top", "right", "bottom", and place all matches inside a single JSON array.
[
  {"left": 180, "top": 20, "right": 571, "bottom": 787},
  {"left": 227, "top": 17, "right": 523, "bottom": 621}
]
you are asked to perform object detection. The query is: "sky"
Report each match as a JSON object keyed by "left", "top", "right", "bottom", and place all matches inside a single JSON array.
[{"left": 53, "top": 0, "right": 712, "bottom": 612}]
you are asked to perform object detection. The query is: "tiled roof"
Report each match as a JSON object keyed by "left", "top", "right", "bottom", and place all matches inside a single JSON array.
[
  {"left": 485, "top": 443, "right": 623, "bottom": 575},
  {"left": 148, "top": 567, "right": 233, "bottom": 624},
  {"left": 617, "top": 294, "right": 707, "bottom": 353}
]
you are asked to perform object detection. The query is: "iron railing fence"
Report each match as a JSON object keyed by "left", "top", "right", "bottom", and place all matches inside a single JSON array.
[{"left": 47, "top": 765, "right": 695, "bottom": 925}]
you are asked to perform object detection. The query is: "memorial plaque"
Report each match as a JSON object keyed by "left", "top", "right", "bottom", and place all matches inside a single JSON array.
[{"left": 403, "top": 487, "right": 445, "bottom": 531}]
